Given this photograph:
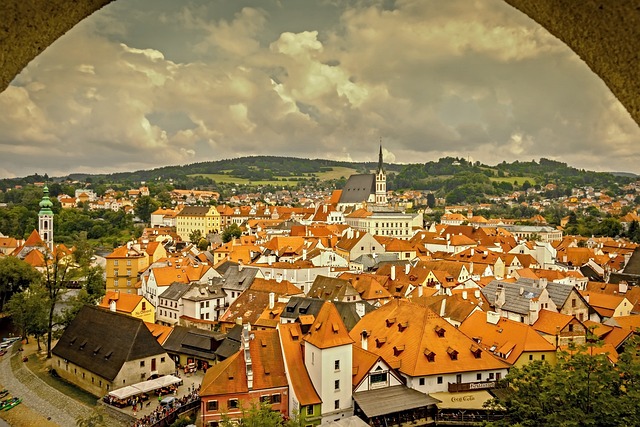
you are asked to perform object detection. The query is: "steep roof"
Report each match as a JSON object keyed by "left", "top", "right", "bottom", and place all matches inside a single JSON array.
[
  {"left": 162, "top": 326, "right": 225, "bottom": 361},
  {"left": 350, "top": 299, "right": 509, "bottom": 377},
  {"left": 338, "top": 174, "right": 375, "bottom": 204},
  {"left": 304, "top": 301, "right": 354, "bottom": 349},
  {"left": 278, "top": 323, "right": 321, "bottom": 405},
  {"left": 482, "top": 280, "right": 545, "bottom": 315},
  {"left": 52, "top": 306, "right": 167, "bottom": 381},
  {"left": 98, "top": 292, "right": 145, "bottom": 314}
]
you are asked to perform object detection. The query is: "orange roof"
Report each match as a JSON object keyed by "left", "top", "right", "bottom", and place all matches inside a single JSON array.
[
  {"left": 23, "top": 229, "right": 45, "bottom": 247},
  {"left": 98, "top": 291, "right": 144, "bottom": 314},
  {"left": 532, "top": 309, "right": 576, "bottom": 335},
  {"left": 352, "top": 345, "right": 382, "bottom": 387},
  {"left": 278, "top": 323, "right": 321, "bottom": 405},
  {"left": 22, "top": 249, "right": 45, "bottom": 267},
  {"left": 144, "top": 322, "right": 173, "bottom": 345},
  {"left": 199, "top": 352, "right": 248, "bottom": 396},
  {"left": 459, "top": 311, "right": 555, "bottom": 365},
  {"left": 350, "top": 299, "right": 509, "bottom": 377},
  {"left": 304, "top": 301, "right": 354, "bottom": 349}
]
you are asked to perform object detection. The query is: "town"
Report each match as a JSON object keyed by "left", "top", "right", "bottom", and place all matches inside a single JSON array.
[{"left": 2, "top": 150, "right": 640, "bottom": 427}]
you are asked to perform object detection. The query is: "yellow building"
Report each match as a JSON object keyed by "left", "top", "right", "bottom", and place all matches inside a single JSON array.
[
  {"left": 176, "top": 206, "right": 221, "bottom": 241},
  {"left": 105, "top": 244, "right": 150, "bottom": 294},
  {"left": 99, "top": 291, "right": 155, "bottom": 323}
]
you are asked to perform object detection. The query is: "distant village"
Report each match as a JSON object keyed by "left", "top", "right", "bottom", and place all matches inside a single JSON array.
[{"left": 4, "top": 149, "right": 640, "bottom": 427}]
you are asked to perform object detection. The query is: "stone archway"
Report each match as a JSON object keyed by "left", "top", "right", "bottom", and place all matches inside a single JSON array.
[{"left": 1, "top": 0, "right": 639, "bottom": 126}]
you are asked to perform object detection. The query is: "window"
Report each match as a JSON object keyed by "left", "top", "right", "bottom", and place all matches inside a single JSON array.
[
  {"left": 141, "top": 373, "right": 146, "bottom": 380},
  {"left": 142, "top": 302, "right": 146, "bottom": 310},
  {"left": 419, "top": 378, "right": 425, "bottom": 386},
  {"left": 335, "top": 380, "right": 340, "bottom": 390},
  {"left": 207, "top": 401, "right": 218, "bottom": 411},
  {"left": 272, "top": 393, "right": 281, "bottom": 403},
  {"left": 541, "top": 355, "right": 546, "bottom": 360},
  {"left": 572, "top": 299, "right": 576, "bottom": 308},
  {"left": 114, "top": 279, "right": 119, "bottom": 287},
  {"left": 569, "top": 324, "right": 574, "bottom": 332},
  {"left": 334, "top": 360, "right": 340, "bottom": 371},
  {"left": 260, "top": 395, "right": 271, "bottom": 404},
  {"left": 140, "top": 361, "right": 145, "bottom": 368},
  {"left": 306, "top": 405, "right": 314, "bottom": 416},
  {"left": 477, "top": 373, "right": 482, "bottom": 381},
  {"left": 489, "top": 373, "right": 495, "bottom": 379},
  {"left": 437, "top": 376, "right": 443, "bottom": 384},
  {"left": 370, "top": 372, "right": 387, "bottom": 385},
  {"left": 456, "top": 374, "right": 462, "bottom": 384},
  {"left": 334, "top": 400, "right": 340, "bottom": 410},
  {"left": 529, "top": 354, "right": 534, "bottom": 361},
  {"left": 228, "top": 399, "right": 239, "bottom": 409},
  {"left": 114, "top": 260, "right": 119, "bottom": 266},
  {"left": 161, "top": 357, "right": 165, "bottom": 363}
]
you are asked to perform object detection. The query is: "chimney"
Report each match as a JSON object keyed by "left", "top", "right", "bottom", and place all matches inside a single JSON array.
[
  {"left": 486, "top": 311, "right": 500, "bottom": 325},
  {"left": 356, "top": 302, "right": 365, "bottom": 318},
  {"left": 418, "top": 284, "right": 423, "bottom": 297},
  {"left": 495, "top": 284, "right": 506, "bottom": 308},
  {"left": 474, "top": 289, "right": 480, "bottom": 299},
  {"left": 471, "top": 248, "right": 474, "bottom": 256},
  {"left": 361, "top": 330, "right": 368, "bottom": 351},
  {"left": 519, "top": 287, "right": 524, "bottom": 296},
  {"left": 303, "top": 249, "right": 307, "bottom": 261},
  {"left": 539, "top": 278, "right": 547, "bottom": 288},
  {"left": 619, "top": 281, "right": 629, "bottom": 294},
  {"left": 238, "top": 260, "right": 243, "bottom": 271},
  {"left": 439, "top": 299, "right": 447, "bottom": 317},
  {"left": 269, "top": 292, "right": 275, "bottom": 309},
  {"left": 242, "top": 324, "right": 253, "bottom": 390},
  {"left": 462, "top": 290, "right": 467, "bottom": 300},
  {"left": 391, "top": 265, "right": 396, "bottom": 281},
  {"left": 236, "top": 317, "right": 243, "bottom": 325},
  {"left": 109, "top": 299, "right": 117, "bottom": 312},
  {"left": 405, "top": 264, "right": 410, "bottom": 274}
]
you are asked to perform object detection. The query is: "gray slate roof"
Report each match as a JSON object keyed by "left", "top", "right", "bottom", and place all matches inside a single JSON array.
[
  {"left": 160, "top": 282, "right": 191, "bottom": 301},
  {"left": 52, "top": 306, "right": 167, "bottom": 381},
  {"left": 482, "top": 279, "right": 543, "bottom": 315},
  {"left": 280, "top": 297, "right": 327, "bottom": 321},
  {"left": 338, "top": 174, "right": 375, "bottom": 204},
  {"left": 333, "top": 300, "right": 375, "bottom": 331},
  {"left": 214, "top": 324, "right": 242, "bottom": 360},
  {"left": 214, "top": 262, "right": 259, "bottom": 292},
  {"left": 307, "top": 275, "right": 358, "bottom": 301},
  {"left": 162, "top": 326, "right": 225, "bottom": 361},
  {"left": 351, "top": 253, "right": 399, "bottom": 271}
]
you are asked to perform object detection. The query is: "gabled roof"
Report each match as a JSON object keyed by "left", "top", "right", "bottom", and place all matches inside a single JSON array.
[
  {"left": 280, "top": 297, "right": 327, "bottom": 321},
  {"left": 98, "top": 291, "right": 146, "bottom": 314},
  {"left": 307, "top": 275, "right": 359, "bottom": 301},
  {"left": 162, "top": 326, "right": 224, "bottom": 360},
  {"left": 278, "top": 323, "right": 321, "bottom": 405},
  {"left": 350, "top": 299, "right": 508, "bottom": 377},
  {"left": 482, "top": 280, "right": 545, "bottom": 315},
  {"left": 304, "top": 301, "right": 354, "bottom": 349},
  {"left": 52, "top": 306, "right": 167, "bottom": 381},
  {"left": 338, "top": 174, "right": 375, "bottom": 204},
  {"left": 533, "top": 309, "right": 577, "bottom": 335}
]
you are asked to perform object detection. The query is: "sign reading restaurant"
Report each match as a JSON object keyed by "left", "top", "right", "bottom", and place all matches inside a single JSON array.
[{"left": 448, "top": 380, "right": 497, "bottom": 393}]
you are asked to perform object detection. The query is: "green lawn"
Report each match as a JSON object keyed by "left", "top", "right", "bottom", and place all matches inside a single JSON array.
[{"left": 189, "top": 166, "right": 358, "bottom": 186}]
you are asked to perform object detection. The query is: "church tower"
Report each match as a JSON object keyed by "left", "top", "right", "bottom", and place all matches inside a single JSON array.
[
  {"left": 38, "top": 185, "right": 54, "bottom": 252},
  {"left": 375, "top": 144, "right": 387, "bottom": 205}
]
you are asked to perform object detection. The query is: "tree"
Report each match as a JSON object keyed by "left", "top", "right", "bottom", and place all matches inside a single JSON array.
[
  {"left": 486, "top": 337, "right": 640, "bottom": 427},
  {"left": 43, "top": 250, "right": 73, "bottom": 358},
  {"left": 222, "top": 224, "right": 242, "bottom": 243},
  {"left": 134, "top": 195, "right": 160, "bottom": 224},
  {"left": 426, "top": 193, "right": 436, "bottom": 208},
  {"left": 189, "top": 229, "right": 203, "bottom": 243},
  {"left": 0, "top": 256, "right": 42, "bottom": 311},
  {"left": 220, "top": 401, "right": 284, "bottom": 427},
  {"left": 6, "top": 283, "right": 48, "bottom": 349}
]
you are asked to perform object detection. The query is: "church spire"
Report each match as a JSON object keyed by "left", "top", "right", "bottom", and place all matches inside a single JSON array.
[
  {"left": 38, "top": 185, "right": 54, "bottom": 252},
  {"left": 377, "top": 141, "right": 384, "bottom": 174},
  {"left": 375, "top": 141, "right": 387, "bottom": 206}
]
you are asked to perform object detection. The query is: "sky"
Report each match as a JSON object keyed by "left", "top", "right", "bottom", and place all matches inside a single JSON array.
[{"left": 1, "top": 0, "right": 639, "bottom": 178}]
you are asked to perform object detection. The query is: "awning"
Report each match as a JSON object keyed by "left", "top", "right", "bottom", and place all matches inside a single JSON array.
[
  {"left": 108, "top": 375, "right": 182, "bottom": 400},
  {"left": 354, "top": 385, "right": 440, "bottom": 418},
  {"left": 429, "top": 390, "right": 493, "bottom": 410}
]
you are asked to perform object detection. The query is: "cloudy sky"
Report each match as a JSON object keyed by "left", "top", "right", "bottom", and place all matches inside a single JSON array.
[{"left": 1, "top": 0, "right": 639, "bottom": 178}]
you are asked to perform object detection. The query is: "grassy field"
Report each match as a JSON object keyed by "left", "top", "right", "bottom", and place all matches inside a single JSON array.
[{"left": 189, "top": 166, "right": 358, "bottom": 186}]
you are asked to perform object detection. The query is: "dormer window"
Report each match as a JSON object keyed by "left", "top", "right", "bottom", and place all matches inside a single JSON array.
[
  {"left": 376, "top": 337, "right": 387, "bottom": 348},
  {"left": 393, "top": 345, "right": 405, "bottom": 356},
  {"left": 386, "top": 318, "right": 396, "bottom": 327},
  {"left": 424, "top": 348, "right": 435, "bottom": 362},
  {"left": 434, "top": 326, "right": 446, "bottom": 337},
  {"left": 398, "top": 321, "right": 408, "bottom": 332},
  {"left": 471, "top": 345, "right": 482, "bottom": 359},
  {"left": 447, "top": 347, "right": 458, "bottom": 360}
]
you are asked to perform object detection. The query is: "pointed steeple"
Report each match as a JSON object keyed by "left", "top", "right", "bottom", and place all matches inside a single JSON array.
[
  {"left": 377, "top": 142, "right": 384, "bottom": 174},
  {"left": 38, "top": 185, "right": 54, "bottom": 251}
]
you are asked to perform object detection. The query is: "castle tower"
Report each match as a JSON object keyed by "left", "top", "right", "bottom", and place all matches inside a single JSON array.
[
  {"left": 375, "top": 144, "right": 387, "bottom": 205},
  {"left": 38, "top": 185, "right": 54, "bottom": 252}
]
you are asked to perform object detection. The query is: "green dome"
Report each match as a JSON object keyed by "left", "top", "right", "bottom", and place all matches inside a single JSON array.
[{"left": 38, "top": 185, "right": 54, "bottom": 215}]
